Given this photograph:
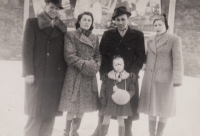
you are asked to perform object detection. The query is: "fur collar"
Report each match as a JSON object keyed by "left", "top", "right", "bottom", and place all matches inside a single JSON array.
[
  {"left": 108, "top": 70, "right": 130, "bottom": 82},
  {"left": 38, "top": 11, "right": 67, "bottom": 33},
  {"left": 74, "top": 28, "right": 96, "bottom": 48}
]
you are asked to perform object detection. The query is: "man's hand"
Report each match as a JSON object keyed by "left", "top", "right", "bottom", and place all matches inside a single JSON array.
[{"left": 25, "top": 75, "right": 35, "bottom": 84}]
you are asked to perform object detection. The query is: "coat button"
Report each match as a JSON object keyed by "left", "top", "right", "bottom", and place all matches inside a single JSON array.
[
  {"left": 47, "top": 41, "right": 50, "bottom": 43},
  {"left": 47, "top": 53, "right": 49, "bottom": 56}
]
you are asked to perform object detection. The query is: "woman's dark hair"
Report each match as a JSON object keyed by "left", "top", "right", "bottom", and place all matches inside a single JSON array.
[
  {"left": 75, "top": 11, "right": 94, "bottom": 31},
  {"left": 153, "top": 13, "right": 169, "bottom": 30}
]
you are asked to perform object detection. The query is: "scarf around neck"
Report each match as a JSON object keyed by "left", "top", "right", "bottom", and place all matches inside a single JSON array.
[{"left": 79, "top": 28, "right": 92, "bottom": 37}]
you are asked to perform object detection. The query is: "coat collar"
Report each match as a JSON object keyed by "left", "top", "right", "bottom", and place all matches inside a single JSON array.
[
  {"left": 111, "top": 26, "right": 134, "bottom": 33},
  {"left": 156, "top": 32, "right": 169, "bottom": 48},
  {"left": 111, "top": 27, "right": 136, "bottom": 45},
  {"left": 75, "top": 28, "right": 96, "bottom": 48},
  {"left": 148, "top": 32, "right": 169, "bottom": 53},
  {"left": 38, "top": 11, "right": 67, "bottom": 34},
  {"left": 148, "top": 35, "right": 156, "bottom": 53}
]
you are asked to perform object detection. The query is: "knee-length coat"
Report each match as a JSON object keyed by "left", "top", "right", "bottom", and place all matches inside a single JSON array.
[
  {"left": 22, "top": 12, "right": 67, "bottom": 118},
  {"left": 59, "top": 29, "right": 101, "bottom": 112},
  {"left": 99, "top": 27, "right": 146, "bottom": 120},
  {"left": 138, "top": 33, "right": 184, "bottom": 118},
  {"left": 99, "top": 72, "right": 136, "bottom": 117}
]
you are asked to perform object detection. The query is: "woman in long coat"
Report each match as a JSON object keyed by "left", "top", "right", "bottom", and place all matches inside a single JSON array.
[
  {"left": 137, "top": 14, "right": 184, "bottom": 136},
  {"left": 59, "top": 12, "right": 101, "bottom": 136},
  {"left": 22, "top": 1, "right": 67, "bottom": 136}
]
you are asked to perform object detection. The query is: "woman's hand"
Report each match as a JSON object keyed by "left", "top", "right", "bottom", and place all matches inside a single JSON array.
[
  {"left": 80, "top": 58, "right": 100, "bottom": 76},
  {"left": 25, "top": 75, "right": 35, "bottom": 84}
]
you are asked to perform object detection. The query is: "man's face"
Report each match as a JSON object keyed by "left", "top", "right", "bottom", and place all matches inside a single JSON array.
[
  {"left": 115, "top": 14, "right": 129, "bottom": 31},
  {"left": 45, "top": 2, "right": 59, "bottom": 19}
]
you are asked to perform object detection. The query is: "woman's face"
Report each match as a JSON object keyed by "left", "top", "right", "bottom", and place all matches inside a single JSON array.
[
  {"left": 113, "top": 58, "right": 124, "bottom": 73},
  {"left": 45, "top": 2, "right": 59, "bottom": 19},
  {"left": 154, "top": 20, "right": 167, "bottom": 35},
  {"left": 79, "top": 15, "right": 92, "bottom": 30}
]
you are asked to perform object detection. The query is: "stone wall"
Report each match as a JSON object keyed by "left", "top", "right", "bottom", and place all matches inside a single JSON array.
[{"left": 0, "top": 0, "right": 199, "bottom": 77}]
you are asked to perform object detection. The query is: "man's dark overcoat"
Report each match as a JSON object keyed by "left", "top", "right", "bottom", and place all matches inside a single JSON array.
[
  {"left": 22, "top": 12, "right": 67, "bottom": 118},
  {"left": 99, "top": 27, "right": 146, "bottom": 120}
]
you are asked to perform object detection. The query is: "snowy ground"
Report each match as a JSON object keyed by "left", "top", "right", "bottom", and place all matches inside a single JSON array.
[{"left": 0, "top": 60, "right": 200, "bottom": 136}]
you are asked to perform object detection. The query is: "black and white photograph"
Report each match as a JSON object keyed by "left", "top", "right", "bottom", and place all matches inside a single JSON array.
[
  {"left": 32, "top": 0, "right": 161, "bottom": 31},
  {"left": 0, "top": 0, "right": 200, "bottom": 136}
]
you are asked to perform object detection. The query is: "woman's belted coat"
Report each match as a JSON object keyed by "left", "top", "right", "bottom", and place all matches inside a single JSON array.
[
  {"left": 59, "top": 29, "right": 101, "bottom": 112},
  {"left": 138, "top": 33, "right": 184, "bottom": 118},
  {"left": 22, "top": 12, "right": 67, "bottom": 118}
]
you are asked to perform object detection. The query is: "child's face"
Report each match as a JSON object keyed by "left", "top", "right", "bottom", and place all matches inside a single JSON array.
[{"left": 113, "top": 58, "right": 124, "bottom": 73}]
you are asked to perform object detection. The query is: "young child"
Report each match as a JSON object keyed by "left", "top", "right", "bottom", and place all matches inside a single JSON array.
[{"left": 99, "top": 56, "right": 136, "bottom": 136}]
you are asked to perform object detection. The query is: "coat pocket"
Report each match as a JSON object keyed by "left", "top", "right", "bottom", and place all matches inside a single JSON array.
[{"left": 155, "top": 70, "right": 172, "bottom": 83}]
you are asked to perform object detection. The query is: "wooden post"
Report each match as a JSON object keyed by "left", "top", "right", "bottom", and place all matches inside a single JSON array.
[
  {"left": 168, "top": 0, "right": 176, "bottom": 34},
  {"left": 23, "top": 0, "right": 30, "bottom": 31}
]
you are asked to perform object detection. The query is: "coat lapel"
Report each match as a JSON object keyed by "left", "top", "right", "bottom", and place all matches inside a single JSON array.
[
  {"left": 42, "top": 27, "right": 53, "bottom": 36},
  {"left": 76, "top": 29, "right": 95, "bottom": 48},
  {"left": 109, "top": 27, "right": 136, "bottom": 46},
  {"left": 148, "top": 36, "right": 157, "bottom": 54},
  {"left": 41, "top": 27, "right": 63, "bottom": 40},
  {"left": 156, "top": 33, "right": 169, "bottom": 49},
  {"left": 111, "top": 28, "right": 121, "bottom": 41},
  {"left": 48, "top": 27, "right": 63, "bottom": 40},
  {"left": 120, "top": 27, "right": 136, "bottom": 45},
  {"left": 79, "top": 34, "right": 94, "bottom": 48}
]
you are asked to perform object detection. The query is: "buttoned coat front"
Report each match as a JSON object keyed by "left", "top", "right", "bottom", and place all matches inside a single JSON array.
[
  {"left": 22, "top": 12, "right": 67, "bottom": 118},
  {"left": 59, "top": 29, "right": 101, "bottom": 112},
  {"left": 138, "top": 33, "right": 184, "bottom": 118},
  {"left": 99, "top": 27, "right": 146, "bottom": 120}
]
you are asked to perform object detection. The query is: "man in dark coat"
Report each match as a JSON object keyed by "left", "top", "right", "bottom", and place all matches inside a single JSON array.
[
  {"left": 22, "top": 0, "right": 67, "bottom": 136},
  {"left": 91, "top": 6, "right": 145, "bottom": 136}
]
